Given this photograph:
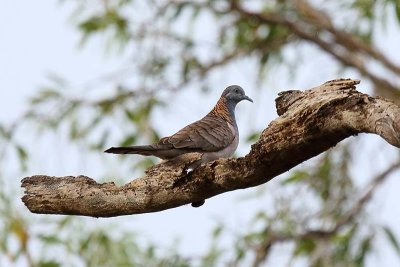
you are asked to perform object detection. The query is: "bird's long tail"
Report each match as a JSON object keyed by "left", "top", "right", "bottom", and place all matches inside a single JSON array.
[
  {"left": 105, "top": 144, "right": 197, "bottom": 159},
  {"left": 104, "top": 145, "right": 161, "bottom": 155}
]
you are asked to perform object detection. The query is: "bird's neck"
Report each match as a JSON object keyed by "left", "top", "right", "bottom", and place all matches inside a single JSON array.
[{"left": 210, "top": 97, "right": 237, "bottom": 126}]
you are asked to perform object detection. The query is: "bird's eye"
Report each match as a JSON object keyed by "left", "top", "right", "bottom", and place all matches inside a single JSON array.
[{"left": 235, "top": 89, "right": 239, "bottom": 93}]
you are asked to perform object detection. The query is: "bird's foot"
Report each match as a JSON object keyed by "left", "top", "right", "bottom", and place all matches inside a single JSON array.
[
  {"left": 185, "top": 167, "right": 194, "bottom": 174},
  {"left": 182, "top": 159, "right": 202, "bottom": 175},
  {"left": 191, "top": 200, "right": 205, "bottom": 208},
  {"left": 173, "top": 160, "right": 202, "bottom": 188}
]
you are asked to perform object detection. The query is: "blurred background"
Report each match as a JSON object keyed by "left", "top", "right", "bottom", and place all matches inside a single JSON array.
[{"left": 1, "top": 0, "right": 400, "bottom": 266}]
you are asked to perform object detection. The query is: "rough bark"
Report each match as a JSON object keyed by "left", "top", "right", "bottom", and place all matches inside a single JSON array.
[{"left": 21, "top": 79, "right": 400, "bottom": 217}]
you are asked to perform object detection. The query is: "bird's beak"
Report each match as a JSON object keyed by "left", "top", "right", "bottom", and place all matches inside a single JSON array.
[{"left": 243, "top": 95, "right": 253, "bottom": 103}]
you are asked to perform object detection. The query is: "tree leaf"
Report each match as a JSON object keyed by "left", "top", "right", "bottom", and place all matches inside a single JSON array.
[
  {"left": 120, "top": 134, "right": 137, "bottom": 147},
  {"left": 383, "top": 226, "right": 400, "bottom": 256},
  {"left": 281, "top": 170, "right": 309, "bottom": 185},
  {"left": 355, "top": 235, "right": 373, "bottom": 266},
  {"left": 15, "top": 145, "right": 28, "bottom": 171},
  {"left": 246, "top": 132, "right": 260, "bottom": 142},
  {"left": 294, "top": 238, "right": 316, "bottom": 256},
  {"left": 38, "top": 261, "right": 60, "bottom": 267}
]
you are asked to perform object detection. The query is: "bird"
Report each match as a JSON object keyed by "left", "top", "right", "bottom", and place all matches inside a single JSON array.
[{"left": 105, "top": 85, "right": 253, "bottom": 171}]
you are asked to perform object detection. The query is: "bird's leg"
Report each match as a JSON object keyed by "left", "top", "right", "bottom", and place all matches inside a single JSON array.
[
  {"left": 173, "top": 160, "right": 201, "bottom": 187},
  {"left": 169, "top": 159, "right": 206, "bottom": 207},
  {"left": 183, "top": 159, "right": 202, "bottom": 174},
  {"left": 185, "top": 159, "right": 206, "bottom": 208}
]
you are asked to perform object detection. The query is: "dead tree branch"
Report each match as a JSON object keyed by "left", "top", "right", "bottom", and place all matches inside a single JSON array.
[{"left": 21, "top": 79, "right": 400, "bottom": 217}]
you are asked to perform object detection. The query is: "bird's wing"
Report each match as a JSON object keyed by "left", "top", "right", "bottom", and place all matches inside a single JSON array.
[{"left": 160, "top": 115, "right": 235, "bottom": 152}]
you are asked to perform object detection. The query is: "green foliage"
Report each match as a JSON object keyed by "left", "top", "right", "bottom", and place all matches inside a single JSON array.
[
  {"left": 389, "top": 0, "right": 400, "bottom": 22},
  {"left": 294, "top": 238, "right": 316, "bottom": 256},
  {"left": 0, "top": 185, "right": 190, "bottom": 266},
  {"left": 38, "top": 261, "right": 60, "bottom": 267},
  {"left": 15, "top": 145, "right": 28, "bottom": 171},
  {"left": 383, "top": 226, "right": 400, "bottom": 256},
  {"left": 79, "top": 11, "right": 127, "bottom": 34},
  {"left": 77, "top": 6, "right": 130, "bottom": 47}
]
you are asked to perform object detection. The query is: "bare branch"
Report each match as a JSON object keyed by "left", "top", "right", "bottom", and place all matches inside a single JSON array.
[{"left": 21, "top": 79, "right": 400, "bottom": 217}]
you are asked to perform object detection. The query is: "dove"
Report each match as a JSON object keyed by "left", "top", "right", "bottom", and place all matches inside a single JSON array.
[{"left": 105, "top": 85, "right": 253, "bottom": 171}]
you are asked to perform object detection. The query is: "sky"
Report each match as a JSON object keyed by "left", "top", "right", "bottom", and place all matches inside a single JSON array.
[{"left": 1, "top": 1, "right": 400, "bottom": 266}]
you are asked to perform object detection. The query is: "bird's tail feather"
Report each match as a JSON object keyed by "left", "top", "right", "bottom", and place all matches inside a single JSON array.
[
  {"left": 104, "top": 145, "right": 160, "bottom": 155},
  {"left": 105, "top": 144, "right": 196, "bottom": 159}
]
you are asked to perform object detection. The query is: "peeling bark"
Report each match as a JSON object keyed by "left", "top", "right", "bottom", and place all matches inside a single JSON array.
[{"left": 21, "top": 79, "right": 400, "bottom": 217}]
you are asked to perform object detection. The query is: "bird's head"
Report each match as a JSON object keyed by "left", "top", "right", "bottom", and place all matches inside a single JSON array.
[{"left": 222, "top": 85, "right": 253, "bottom": 104}]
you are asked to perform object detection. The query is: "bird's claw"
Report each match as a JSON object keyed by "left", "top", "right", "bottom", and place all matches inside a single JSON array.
[
  {"left": 185, "top": 167, "right": 194, "bottom": 174},
  {"left": 191, "top": 200, "right": 205, "bottom": 207}
]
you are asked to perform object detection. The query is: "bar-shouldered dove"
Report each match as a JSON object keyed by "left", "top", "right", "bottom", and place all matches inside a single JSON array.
[{"left": 105, "top": 85, "right": 253, "bottom": 171}]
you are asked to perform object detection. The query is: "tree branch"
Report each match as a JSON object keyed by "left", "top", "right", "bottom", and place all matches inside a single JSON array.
[{"left": 21, "top": 79, "right": 400, "bottom": 217}]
